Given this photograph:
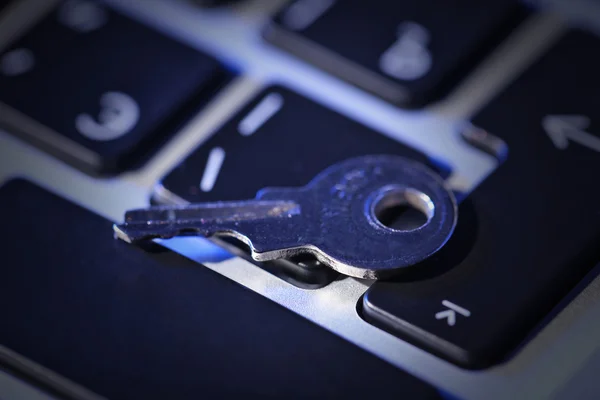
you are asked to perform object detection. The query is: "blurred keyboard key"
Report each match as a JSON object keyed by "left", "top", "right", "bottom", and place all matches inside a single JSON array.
[
  {"left": 363, "top": 30, "right": 600, "bottom": 368},
  {"left": 0, "top": 0, "right": 12, "bottom": 12},
  {"left": 264, "top": 0, "right": 525, "bottom": 107},
  {"left": 157, "top": 85, "right": 450, "bottom": 204},
  {"left": 0, "top": 0, "right": 230, "bottom": 175}
]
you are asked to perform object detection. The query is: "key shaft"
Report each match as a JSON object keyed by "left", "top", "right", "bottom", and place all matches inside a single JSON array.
[{"left": 114, "top": 200, "right": 304, "bottom": 254}]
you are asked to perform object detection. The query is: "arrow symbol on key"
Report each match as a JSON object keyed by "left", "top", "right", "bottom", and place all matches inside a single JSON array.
[
  {"left": 542, "top": 114, "right": 600, "bottom": 152},
  {"left": 435, "top": 300, "right": 471, "bottom": 326}
]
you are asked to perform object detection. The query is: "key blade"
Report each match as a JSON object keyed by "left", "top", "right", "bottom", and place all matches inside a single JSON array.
[{"left": 113, "top": 200, "right": 301, "bottom": 244}]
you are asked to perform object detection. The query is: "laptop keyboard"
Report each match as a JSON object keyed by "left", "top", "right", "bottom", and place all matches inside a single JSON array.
[{"left": 0, "top": 0, "right": 599, "bottom": 398}]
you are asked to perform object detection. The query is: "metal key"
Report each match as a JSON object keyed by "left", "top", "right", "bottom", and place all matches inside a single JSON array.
[{"left": 114, "top": 155, "right": 457, "bottom": 279}]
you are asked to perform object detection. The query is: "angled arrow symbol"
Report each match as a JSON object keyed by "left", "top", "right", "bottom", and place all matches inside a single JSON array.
[
  {"left": 435, "top": 309, "right": 456, "bottom": 326},
  {"left": 542, "top": 114, "right": 600, "bottom": 152},
  {"left": 435, "top": 300, "right": 470, "bottom": 326}
]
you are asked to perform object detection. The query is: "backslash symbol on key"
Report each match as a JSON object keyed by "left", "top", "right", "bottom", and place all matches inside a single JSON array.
[{"left": 435, "top": 300, "right": 471, "bottom": 327}]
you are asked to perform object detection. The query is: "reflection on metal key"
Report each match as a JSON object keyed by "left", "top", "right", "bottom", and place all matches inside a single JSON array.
[{"left": 114, "top": 155, "right": 457, "bottom": 278}]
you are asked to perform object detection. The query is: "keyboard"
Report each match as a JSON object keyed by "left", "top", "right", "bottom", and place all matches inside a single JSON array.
[{"left": 1, "top": 0, "right": 600, "bottom": 398}]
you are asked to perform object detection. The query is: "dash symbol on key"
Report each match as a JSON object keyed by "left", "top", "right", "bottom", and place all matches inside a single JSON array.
[
  {"left": 238, "top": 93, "right": 284, "bottom": 136},
  {"left": 280, "top": 0, "right": 336, "bottom": 31},
  {"left": 200, "top": 147, "right": 226, "bottom": 192}
]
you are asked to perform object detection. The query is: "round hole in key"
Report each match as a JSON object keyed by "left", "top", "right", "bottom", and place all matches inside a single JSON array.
[{"left": 371, "top": 186, "right": 434, "bottom": 231}]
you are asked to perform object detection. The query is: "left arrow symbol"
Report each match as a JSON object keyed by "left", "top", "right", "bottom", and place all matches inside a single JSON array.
[{"left": 542, "top": 114, "right": 600, "bottom": 152}]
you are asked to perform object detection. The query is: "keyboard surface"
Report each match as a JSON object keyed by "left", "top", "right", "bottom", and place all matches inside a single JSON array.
[
  {"left": 1, "top": 0, "right": 600, "bottom": 399},
  {"left": 0, "top": 179, "right": 441, "bottom": 399}
]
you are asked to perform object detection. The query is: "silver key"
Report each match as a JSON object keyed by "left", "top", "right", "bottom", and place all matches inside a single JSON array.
[{"left": 113, "top": 155, "right": 457, "bottom": 279}]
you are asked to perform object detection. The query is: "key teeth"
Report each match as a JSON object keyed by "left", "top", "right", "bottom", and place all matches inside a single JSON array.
[
  {"left": 113, "top": 223, "right": 212, "bottom": 244},
  {"left": 112, "top": 223, "right": 180, "bottom": 244},
  {"left": 113, "top": 224, "right": 134, "bottom": 243}
]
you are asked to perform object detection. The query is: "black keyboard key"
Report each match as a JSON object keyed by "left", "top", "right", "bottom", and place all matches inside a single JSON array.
[
  {"left": 0, "top": 1, "right": 229, "bottom": 175},
  {"left": 0, "top": 0, "right": 12, "bottom": 12},
  {"left": 264, "top": 0, "right": 525, "bottom": 107},
  {"left": 362, "top": 30, "right": 600, "bottom": 368},
  {"left": 0, "top": 179, "right": 441, "bottom": 400},
  {"left": 157, "top": 85, "right": 449, "bottom": 287},
  {"left": 158, "top": 85, "right": 450, "bottom": 204}
]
